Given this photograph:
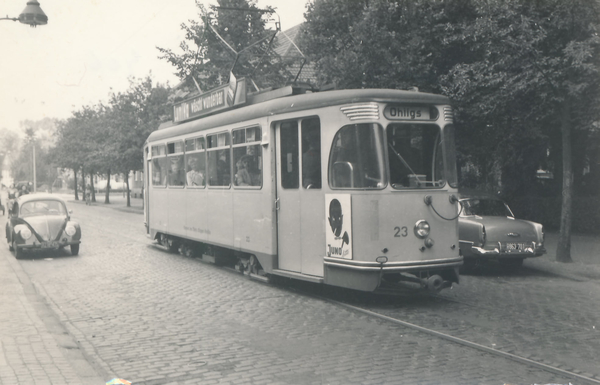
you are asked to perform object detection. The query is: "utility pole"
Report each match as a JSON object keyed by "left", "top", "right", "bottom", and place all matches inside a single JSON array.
[{"left": 32, "top": 140, "right": 36, "bottom": 193}]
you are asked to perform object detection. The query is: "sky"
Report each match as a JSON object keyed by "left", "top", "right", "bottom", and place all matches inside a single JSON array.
[{"left": 0, "top": 0, "right": 308, "bottom": 135}]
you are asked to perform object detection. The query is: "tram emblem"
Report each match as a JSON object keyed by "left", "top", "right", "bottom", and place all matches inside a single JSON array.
[{"left": 326, "top": 195, "right": 352, "bottom": 260}]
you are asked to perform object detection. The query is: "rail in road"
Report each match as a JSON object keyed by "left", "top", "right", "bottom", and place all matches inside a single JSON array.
[{"left": 7, "top": 200, "right": 600, "bottom": 385}]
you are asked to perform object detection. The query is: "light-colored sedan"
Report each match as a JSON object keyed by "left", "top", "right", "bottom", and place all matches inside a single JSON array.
[
  {"left": 459, "top": 191, "right": 545, "bottom": 270},
  {"left": 5, "top": 194, "right": 81, "bottom": 259}
]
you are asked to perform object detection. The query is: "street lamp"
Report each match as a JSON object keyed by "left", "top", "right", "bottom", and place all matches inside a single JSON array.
[{"left": 1, "top": 0, "right": 48, "bottom": 27}]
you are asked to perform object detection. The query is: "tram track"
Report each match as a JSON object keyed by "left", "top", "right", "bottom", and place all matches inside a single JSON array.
[
  {"left": 322, "top": 296, "right": 600, "bottom": 385},
  {"left": 202, "top": 259, "right": 600, "bottom": 384},
  {"left": 147, "top": 243, "right": 600, "bottom": 384}
]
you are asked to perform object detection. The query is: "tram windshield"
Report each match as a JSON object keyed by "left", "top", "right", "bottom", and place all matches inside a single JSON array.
[
  {"left": 387, "top": 123, "right": 456, "bottom": 189},
  {"left": 329, "top": 123, "right": 386, "bottom": 189},
  {"left": 328, "top": 122, "right": 458, "bottom": 190}
]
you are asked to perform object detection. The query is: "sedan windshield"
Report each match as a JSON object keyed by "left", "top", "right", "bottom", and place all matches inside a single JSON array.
[
  {"left": 20, "top": 200, "right": 67, "bottom": 217},
  {"left": 461, "top": 199, "right": 513, "bottom": 217}
]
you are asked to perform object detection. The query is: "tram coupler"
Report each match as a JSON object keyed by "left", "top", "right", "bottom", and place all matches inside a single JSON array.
[{"left": 424, "top": 275, "right": 451, "bottom": 293}]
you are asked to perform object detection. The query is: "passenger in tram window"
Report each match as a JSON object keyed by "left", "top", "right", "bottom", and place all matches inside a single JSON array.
[
  {"left": 302, "top": 127, "right": 321, "bottom": 189},
  {"left": 168, "top": 156, "right": 185, "bottom": 186},
  {"left": 186, "top": 156, "right": 204, "bottom": 187},
  {"left": 216, "top": 151, "right": 230, "bottom": 185},
  {"left": 245, "top": 145, "right": 261, "bottom": 186},
  {"left": 235, "top": 155, "right": 253, "bottom": 186}
]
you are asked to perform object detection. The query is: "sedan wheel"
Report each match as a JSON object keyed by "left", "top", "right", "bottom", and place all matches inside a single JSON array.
[{"left": 70, "top": 244, "right": 80, "bottom": 256}]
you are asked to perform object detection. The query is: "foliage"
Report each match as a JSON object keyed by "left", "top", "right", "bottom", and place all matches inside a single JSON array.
[
  {"left": 8, "top": 119, "right": 59, "bottom": 188},
  {"left": 107, "top": 76, "right": 171, "bottom": 176},
  {"left": 157, "top": 0, "right": 290, "bottom": 95},
  {"left": 510, "top": 195, "right": 600, "bottom": 235}
]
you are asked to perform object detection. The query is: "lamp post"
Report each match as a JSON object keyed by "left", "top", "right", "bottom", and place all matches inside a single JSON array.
[
  {"left": 1, "top": 0, "right": 48, "bottom": 27},
  {"left": 32, "top": 141, "right": 36, "bottom": 193}
]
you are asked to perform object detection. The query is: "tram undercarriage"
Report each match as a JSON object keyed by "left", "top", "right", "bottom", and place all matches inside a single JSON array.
[{"left": 154, "top": 232, "right": 459, "bottom": 294}]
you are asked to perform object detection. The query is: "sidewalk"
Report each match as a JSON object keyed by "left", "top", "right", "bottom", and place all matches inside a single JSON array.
[
  {"left": 63, "top": 192, "right": 144, "bottom": 214},
  {"left": 525, "top": 231, "right": 600, "bottom": 281},
  {"left": 0, "top": 222, "right": 106, "bottom": 384}
]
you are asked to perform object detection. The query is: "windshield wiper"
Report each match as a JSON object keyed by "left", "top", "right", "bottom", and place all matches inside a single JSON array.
[{"left": 388, "top": 143, "right": 423, "bottom": 185}]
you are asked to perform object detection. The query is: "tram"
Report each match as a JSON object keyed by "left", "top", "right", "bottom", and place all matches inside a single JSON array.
[{"left": 143, "top": 79, "right": 462, "bottom": 292}]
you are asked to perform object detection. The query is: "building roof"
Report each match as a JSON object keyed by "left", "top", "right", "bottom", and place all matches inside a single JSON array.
[{"left": 273, "top": 24, "right": 317, "bottom": 85}]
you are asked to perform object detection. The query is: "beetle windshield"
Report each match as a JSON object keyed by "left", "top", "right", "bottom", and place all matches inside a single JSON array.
[{"left": 20, "top": 200, "right": 67, "bottom": 217}]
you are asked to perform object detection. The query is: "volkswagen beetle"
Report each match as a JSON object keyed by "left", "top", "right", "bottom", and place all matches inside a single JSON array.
[
  {"left": 458, "top": 191, "right": 545, "bottom": 270},
  {"left": 5, "top": 194, "right": 81, "bottom": 258}
]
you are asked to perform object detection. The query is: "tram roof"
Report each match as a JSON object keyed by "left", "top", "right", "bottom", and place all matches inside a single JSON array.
[{"left": 146, "top": 88, "right": 451, "bottom": 143}]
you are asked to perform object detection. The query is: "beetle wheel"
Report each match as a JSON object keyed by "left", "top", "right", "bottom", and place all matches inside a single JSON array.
[
  {"left": 70, "top": 244, "right": 80, "bottom": 256},
  {"left": 13, "top": 239, "right": 23, "bottom": 259}
]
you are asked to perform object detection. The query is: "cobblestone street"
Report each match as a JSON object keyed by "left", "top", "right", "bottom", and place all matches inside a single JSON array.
[{"left": 1, "top": 194, "right": 599, "bottom": 384}]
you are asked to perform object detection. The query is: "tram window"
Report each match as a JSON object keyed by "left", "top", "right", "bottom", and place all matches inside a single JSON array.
[
  {"left": 207, "top": 132, "right": 231, "bottom": 187},
  {"left": 233, "top": 126, "right": 262, "bottom": 188},
  {"left": 152, "top": 157, "right": 168, "bottom": 186},
  {"left": 329, "top": 124, "right": 385, "bottom": 189},
  {"left": 301, "top": 118, "right": 321, "bottom": 189},
  {"left": 185, "top": 137, "right": 206, "bottom": 188},
  {"left": 386, "top": 124, "right": 443, "bottom": 189},
  {"left": 280, "top": 121, "right": 299, "bottom": 189},
  {"left": 167, "top": 155, "right": 185, "bottom": 186},
  {"left": 151, "top": 145, "right": 166, "bottom": 157}
]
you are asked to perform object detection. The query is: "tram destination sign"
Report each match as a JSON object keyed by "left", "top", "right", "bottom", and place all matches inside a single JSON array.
[
  {"left": 173, "top": 78, "right": 247, "bottom": 123},
  {"left": 384, "top": 105, "right": 431, "bottom": 121}
]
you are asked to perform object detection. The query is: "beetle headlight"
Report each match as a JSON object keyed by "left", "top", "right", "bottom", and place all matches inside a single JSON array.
[
  {"left": 19, "top": 227, "right": 32, "bottom": 240},
  {"left": 65, "top": 224, "right": 77, "bottom": 237},
  {"left": 414, "top": 220, "right": 430, "bottom": 239}
]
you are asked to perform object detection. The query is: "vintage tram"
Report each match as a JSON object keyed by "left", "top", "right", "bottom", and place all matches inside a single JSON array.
[{"left": 144, "top": 80, "right": 462, "bottom": 292}]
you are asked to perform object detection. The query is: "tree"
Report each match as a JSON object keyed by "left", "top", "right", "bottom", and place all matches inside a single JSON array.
[
  {"left": 50, "top": 106, "right": 105, "bottom": 200},
  {"left": 0, "top": 128, "right": 19, "bottom": 184},
  {"left": 437, "top": 0, "right": 600, "bottom": 262},
  {"left": 157, "top": 0, "right": 290, "bottom": 96},
  {"left": 9, "top": 119, "right": 59, "bottom": 190},
  {"left": 107, "top": 75, "right": 171, "bottom": 206},
  {"left": 301, "top": 0, "right": 600, "bottom": 262}
]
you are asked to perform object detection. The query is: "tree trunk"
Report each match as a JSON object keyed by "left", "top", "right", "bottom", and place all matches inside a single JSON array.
[
  {"left": 81, "top": 166, "right": 86, "bottom": 202},
  {"left": 105, "top": 169, "right": 111, "bottom": 204},
  {"left": 73, "top": 167, "right": 79, "bottom": 200},
  {"left": 556, "top": 98, "right": 573, "bottom": 263},
  {"left": 89, "top": 172, "right": 96, "bottom": 202},
  {"left": 125, "top": 172, "right": 131, "bottom": 207}
]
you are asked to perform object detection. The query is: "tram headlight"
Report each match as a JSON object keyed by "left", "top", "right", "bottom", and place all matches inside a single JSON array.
[{"left": 414, "top": 220, "right": 430, "bottom": 239}]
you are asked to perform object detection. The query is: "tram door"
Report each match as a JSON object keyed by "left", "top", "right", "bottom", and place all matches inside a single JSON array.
[{"left": 275, "top": 118, "right": 324, "bottom": 276}]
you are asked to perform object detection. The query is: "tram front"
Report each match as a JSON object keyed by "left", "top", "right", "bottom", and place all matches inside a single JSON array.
[{"left": 323, "top": 102, "right": 462, "bottom": 292}]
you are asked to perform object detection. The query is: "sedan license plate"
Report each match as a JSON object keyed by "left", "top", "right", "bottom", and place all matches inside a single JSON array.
[
  {"left": 506, "top": 242, "right": 526, "bottom": 251},
  {"left": 41, "top": 241, "right": 59, "bottom": 249}
]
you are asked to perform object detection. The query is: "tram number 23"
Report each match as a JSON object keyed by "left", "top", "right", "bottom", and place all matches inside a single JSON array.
[{"left": 394, "top": 226, "right": 408, "bottom": 237}]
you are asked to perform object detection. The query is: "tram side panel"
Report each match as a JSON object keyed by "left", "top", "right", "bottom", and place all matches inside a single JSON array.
[
  {"left": 184, "top": 189, "right": 207, "bottom": 243},
  {"left": 231, "top": 189, "right": 276, "bottom": 264},
  {"left": 149, "top": 187, "right": 169, "bottom": 240},
  {"left": 168, "top": 187, "right": 187, "bottom": 238}
]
